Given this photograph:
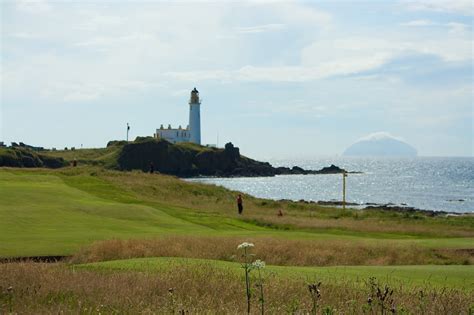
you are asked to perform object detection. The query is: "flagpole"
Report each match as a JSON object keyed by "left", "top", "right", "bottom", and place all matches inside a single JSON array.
[
  {"left": 127, "top": 123, "right": 130, "bottom": 142},
  {"left": 342, "top": 171, "right": 347, "bottom": 210}
]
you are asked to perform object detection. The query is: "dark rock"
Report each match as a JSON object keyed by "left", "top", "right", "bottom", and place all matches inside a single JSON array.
[
  {"left": 311, "top": 164, "right": 345, "bottom": 174},
  {"left": 224, "top": 142, "right": 240, "bottom": 159},
  {"left": 317, "top": 200, "right": 359, "bottom": 206},
  {"left": 113, "top": 139, "right": 360, "bottom": 178},
  {"left": 275, "top": 167, "right": 292, "bottom": 175},
  {"left": 117, "top": 139, "right": 275, "bottom": 177},
  {"left": 362, "top": 204, "right": 457, "bottom": 217},
  {"left": 291, "top": 166, "right": 307, "bottom": 174}
]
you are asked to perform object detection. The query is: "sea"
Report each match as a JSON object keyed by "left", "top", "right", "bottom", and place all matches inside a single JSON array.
[{"left": 186, "top": 157, "right": 474, "bottom": 213}]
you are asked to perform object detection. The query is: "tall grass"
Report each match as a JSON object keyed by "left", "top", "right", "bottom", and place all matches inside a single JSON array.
[
  {"left": 95, "top": 169, "right": 474, "bottom": 238},
  {"left": 1, "top": 262, "right": 472, "bottom": 314},
  {"left": 69, "top": 236, "right": 473, "bottom": 266}
]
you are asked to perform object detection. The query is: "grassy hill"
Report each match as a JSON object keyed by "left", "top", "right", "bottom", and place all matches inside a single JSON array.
[{"left": 0, "top": 166, "right": 473, "bottom": 313}]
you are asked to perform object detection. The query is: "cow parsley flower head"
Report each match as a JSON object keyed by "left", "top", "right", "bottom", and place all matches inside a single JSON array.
[
  {"left": 252, "top": 259, "right": 265, "bottom": 269},
  {"left": 237, "top": 242, "right": 254, "bottom": 250}
]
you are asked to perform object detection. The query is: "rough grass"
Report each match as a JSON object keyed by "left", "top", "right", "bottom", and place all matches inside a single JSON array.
[
  {"left": 41, "top": 146, "right": 120, "bottom": 168},
  {"left": 1, "top": 167, "right": 473, "bottom": 261},
  {"left": 69, "top": 236, "right": 474, "bottom": 266},
  {"left": 1, "top": 261, "right": 473, "bottom": 314},
  {"left": 95, "top": 168, "right": 474, "bottom": 237},
  {"left": 80, "top": 257, "right": 474, "bottom": 289}
]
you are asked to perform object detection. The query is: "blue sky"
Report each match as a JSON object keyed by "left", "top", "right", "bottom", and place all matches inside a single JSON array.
[{"left": 1, "top": 0, "right": 473, "bottom": 158}]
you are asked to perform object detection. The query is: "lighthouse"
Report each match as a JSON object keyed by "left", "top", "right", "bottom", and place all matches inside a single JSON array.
[
  {"left": 188, "top": 87, "right": 201, "bottom": 145},
  {"left": 154, "top": 87, "right": 202, "bottom": 145}
]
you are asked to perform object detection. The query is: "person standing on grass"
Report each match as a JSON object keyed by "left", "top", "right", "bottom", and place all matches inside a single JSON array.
[{"left": 237, "top": 194, "right": 243, "bottom": 215}]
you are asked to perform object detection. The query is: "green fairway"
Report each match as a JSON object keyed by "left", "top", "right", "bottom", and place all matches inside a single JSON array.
[
  {"left": 0, "top": 171, "right": 202, "bottom": 256},
  {"left": 1, "top": 168, "right": 473, "bottom": 258},
  {"left": 79, "top": 256, "right": 474, "bottom": 289}
]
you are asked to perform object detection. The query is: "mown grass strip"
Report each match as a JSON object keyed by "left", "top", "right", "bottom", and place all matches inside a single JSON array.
[{"left": 78, "top": 256, "right": 474, "bottom": 289}]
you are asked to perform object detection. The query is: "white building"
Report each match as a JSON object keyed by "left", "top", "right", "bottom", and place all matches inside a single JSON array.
[{"left": 154, "top": 87, "right": 201, "bottom": 145}]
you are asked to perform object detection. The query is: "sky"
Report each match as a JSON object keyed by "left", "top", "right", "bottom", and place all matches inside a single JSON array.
[{"left": 1, "top": 0, "right": 473, "bottom": 159}]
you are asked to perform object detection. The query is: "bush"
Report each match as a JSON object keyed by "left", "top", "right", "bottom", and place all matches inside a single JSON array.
[{"left": 0, "top": 147, "right": 66, "bottom": 168}]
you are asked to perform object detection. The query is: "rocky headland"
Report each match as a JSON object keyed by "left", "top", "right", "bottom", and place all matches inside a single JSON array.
[
  {"left": 116, "top": 138, "right": 357, "bottom": 177},
  {"left": 0, "top": 138, "right": 359, "bottom": 177}
]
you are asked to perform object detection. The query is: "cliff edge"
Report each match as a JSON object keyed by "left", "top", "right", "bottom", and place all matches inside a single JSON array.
[{"left": 116, "top": 138, "right": 350, "bottom": 177}]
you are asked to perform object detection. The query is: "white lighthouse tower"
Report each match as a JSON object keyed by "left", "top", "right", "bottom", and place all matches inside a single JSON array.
[
  {"left": 154, "top": 87, "right": 202, "bottom": 145},
  {"left": 188, "top": 87, "right": 201, "bottom": 145}
]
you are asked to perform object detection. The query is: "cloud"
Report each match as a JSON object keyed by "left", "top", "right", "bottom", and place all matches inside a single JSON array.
[
  {"left": 412, "top": 38, "right": 472, "bottom": 61},
  {"left": 171, "top": 89, "right": 191, "bottom": 97},
  {"left": 358, "top": 132, "right": 405, "bottom": 142},
  {"left": 15, "top": 0, "right": 52, "bottom": 13},
  {"left": 400, "top": 19, "right": 435, "bottom": 27},
  {"left": 234, "top": 24, "right": 286, "bottom": 34},
  {"left": 400, "top": 20, "right": 470, "bottom": 34},
  {"left": 400, "top": 20, "right": 470, "bottom": 35},
  {"left": 165, "top": 33, "right": 472, "bottom": 83},
  {"left": 243, "top": 1, "right": 332, "bottom": 29},
  {"left": 7, "top": 32, "right": 41, "bottom": 39},
  {"left": 446, "top": 22, "right": 469, "bottom": 34},
  {"left": 273, "top": 3, "right": 332, "bottom": 29},
  {"left": 401, "top": 0, "right": 473, "bottom": 15},
  {"left": 165, "top": 55, "right": 390, "bottom": 83},
  {"left": 74, "top": 33, "right": 155, "bottom": 51},
  {"left": 303, "top": 36, "right": 472, "bottom": 66},
  {"left": 75, "top": 12, "right": 126, "bottom": 31},
  {"left": 63, "top": 91, "right": 101, "bottom": 102},
  {"left": 2, "top": 1, "right": 334, "bottom": 97},
  {"left": 37, "top": 79, "right": 164, "bottom": 103},
  {"left": 275, "top": 102, "right": 327, "bottom": 117},
  {"left": 3, "top": 1, "right": 471, "bottom": 99},
  {"left": 165, "top": 66, "right": 308, "bottom": 83}
]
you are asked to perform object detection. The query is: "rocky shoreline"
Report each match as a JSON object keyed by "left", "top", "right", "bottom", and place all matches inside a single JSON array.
[
  {"left": 291, "top": 199, "right": 471, "bottom": 216},
  {"left": 273, "top": 164, "right": 361, "bottom": 176}
]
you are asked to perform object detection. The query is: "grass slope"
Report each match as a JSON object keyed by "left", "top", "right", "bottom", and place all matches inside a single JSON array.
[
  {"left": 0, "top": 172, "right": 206, "bottom": 256},
  {"left": 79, "top": 256, "right": 474, "bottom": 289},
  {"left": 1, "top": 167, "right": 473, "bottom": 259}
]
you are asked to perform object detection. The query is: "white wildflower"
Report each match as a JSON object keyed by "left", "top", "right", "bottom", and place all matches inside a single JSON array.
[
  {"left": 237, "top": 242, "right": 254, "bottom": 250},
  {"left": 252, "top": 259, "right": 266, "bottom": 269}
]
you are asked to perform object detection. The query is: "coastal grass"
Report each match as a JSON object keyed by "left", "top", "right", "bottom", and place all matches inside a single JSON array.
[
  {"left": 95, "top": 168, "right": 474, "bottom": 236},
  {"left": 39, "top": 140, "right": 215, "bottom": 168},
  {"left": 1, "top": 260, "right": 473, "bottom": 314},
  {"left": 41, "top": 146, "right": 121, "bottom": 167},
  {"left": 78, "top": 256, "right": 474, "bottom": 289},
  {"left": 1, "top": 167, "right": 473, "bottom": 259},
  {"left": 69, "top": 236, "right": 474, "bottom": 266}
]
